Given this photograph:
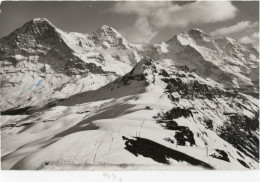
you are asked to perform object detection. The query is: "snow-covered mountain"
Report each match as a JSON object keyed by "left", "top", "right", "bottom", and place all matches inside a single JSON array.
[
  {"left": 151, "top": 29, "right": 259, "bottom": 96},
  {"left": 1, "top": 19, "right": 258, "bottom": 113},
  {"left": 2, "top": 57, "right": 258, "bottom": 170},
  {"left": 0, "top": 18, "right": 142, "bottom": 112},
  {"left": 1, "top": 18, "right": 259, "bottom": 170}
]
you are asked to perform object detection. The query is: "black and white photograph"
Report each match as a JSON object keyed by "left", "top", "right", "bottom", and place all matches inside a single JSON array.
[{"left": 0, "top": 0, "right": 259, "bottom": 174}]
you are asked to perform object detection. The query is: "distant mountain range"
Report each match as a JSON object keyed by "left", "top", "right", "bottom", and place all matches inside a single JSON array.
[{"left": 1, "top": 18, "right": 259, "bottom": 170}]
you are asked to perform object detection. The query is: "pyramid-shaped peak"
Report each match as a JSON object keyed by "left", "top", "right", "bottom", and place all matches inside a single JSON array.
[
  {"left": 89, "top": 24, "right": 127, "bottom": 46},
  {"left": 29, "top": 18, "right": 57, "bottom": 28},
  {"left": 4, "top": 17, "right": 60, "bottom": 41},
  {"left": 130, "top": 57, "right": 154, "bottom": 76},
  {"left": 0, "top": 18, "right": 60, "bottom": 44}
]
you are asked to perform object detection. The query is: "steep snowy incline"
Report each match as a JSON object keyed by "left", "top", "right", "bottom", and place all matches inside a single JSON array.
[
  {"left": 0, "top": 18, "right": 142, "bottom": 112},
  {"left": 2, "top": 57, "right": 258, "bottom": 170}
]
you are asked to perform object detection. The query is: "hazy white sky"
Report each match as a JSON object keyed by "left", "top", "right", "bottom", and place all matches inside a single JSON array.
[{"left": 0, "top": 1, "right": 259, "bottom": 47}]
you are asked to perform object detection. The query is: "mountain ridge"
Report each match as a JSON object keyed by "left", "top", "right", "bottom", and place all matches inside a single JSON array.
[
  {"left": 1, "top": 18, "right": 258, "bottom": 112},
  {"left": 1, "top": 18, "right": 259, "bottom": 170}
]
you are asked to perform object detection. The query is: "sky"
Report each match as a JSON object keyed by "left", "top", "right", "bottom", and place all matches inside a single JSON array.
[{"left": 0, "top": 1, "right": 259, "bottom": 47}]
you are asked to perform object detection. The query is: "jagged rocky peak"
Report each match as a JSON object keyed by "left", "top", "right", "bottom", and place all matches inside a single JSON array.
[
  {"left": 116, "top": 57, "right": 157, "bottom": 86},
  {"left": 91, "top": 25, "right": 122, "bottom": 39},
  {"left": 90, "top": 25, "right": 130, "bottom": 47},
  {"left": 96, "top": 25, "right": 120, "bottom": 36},
  {"left": 0, "top": 17, "right": 61, "bottom": 47},
  {"left": 129, "top": 57, "right": 155, "bottom": 77},
  {"left": 166, "top": 28, "right": 212, "bottom": 46},
  {"left": 19, "top": 18, "right": 57, "bottom": 36}
]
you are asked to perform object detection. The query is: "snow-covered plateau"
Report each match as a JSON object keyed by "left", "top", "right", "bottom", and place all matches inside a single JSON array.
[{"left": 1, "top": 18, "right": 259, "bottom": 170}]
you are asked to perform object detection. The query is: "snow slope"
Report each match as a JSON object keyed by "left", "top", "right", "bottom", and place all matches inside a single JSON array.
[{"left": 2, "top": 57, "right": 258, "bottom": 170}]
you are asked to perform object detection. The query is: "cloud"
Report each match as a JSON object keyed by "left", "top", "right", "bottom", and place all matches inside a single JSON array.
[
  {"left": 111, "top": 1, "right": 237, "bottom": 28},
  {"left": 238, "top": 36, "right": 252, "bottom": 44},
  {"left": 211, "top": 21, "right": 258, "bottom": 36},
  {"left": 238, "top": 32, "right": 259, "bottom": 48},
  {"left": 121, "top": 17, "right": 157, "bottom": 43},
  {"left": 252, "top": 32, "right": 259, "bottom": 39},
  {"left": 110, "top": 1, "right": 238, "bottom": 42}
]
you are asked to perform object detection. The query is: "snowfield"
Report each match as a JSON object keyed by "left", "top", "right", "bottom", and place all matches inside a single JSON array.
[{"left": 1, "top": 58, "right": 259, "bottom": 170}]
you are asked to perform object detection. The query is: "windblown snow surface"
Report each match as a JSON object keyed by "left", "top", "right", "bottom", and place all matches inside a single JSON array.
[{"left": 1, "top": 19, "right": 259, "bottom": 170}]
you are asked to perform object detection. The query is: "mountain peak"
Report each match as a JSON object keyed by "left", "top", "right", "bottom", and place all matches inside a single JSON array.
[
  {"left": 95, "top": 25, "right": 120, "bottom": 36},
  {"left": 89, "top": 25, "right": 131, "bottom": 47},
  {"left": 32, "top": 17, "right": 50, "bottom": 23},
  {"left": 130, "top": 57, "right": 154, "bottom": 76},
  {"left": 166, "top": 28, "right": 210, "bottom": 45},
  {"left": 0, "top": 17, "right": 59, "bottom": 44},
  {"left": 27, "top": 17, "right": 55, "bottom": 28},
  {"left": 18, "top": 17, "right": 57, "bottom": 34},
  {"left": 99, "top": 25, "right": 114, "bottom": 30},
  {"left": 24, "top": 17, "right": 60, "bottom": 36}
]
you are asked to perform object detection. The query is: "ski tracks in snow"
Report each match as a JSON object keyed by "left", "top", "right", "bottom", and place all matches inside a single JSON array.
[
  {"left": 93, "top": 133, "right": 107, "bottom": 163},
  {"left": 93, "top": 132, "right": 115, "bottom": 163}
]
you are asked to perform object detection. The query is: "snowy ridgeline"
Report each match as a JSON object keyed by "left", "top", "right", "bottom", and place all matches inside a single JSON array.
[{"left": 0, "top": 18, "right": 259, "bottom": 170}]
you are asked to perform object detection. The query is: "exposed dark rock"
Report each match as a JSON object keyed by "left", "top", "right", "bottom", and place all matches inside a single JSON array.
[
  {"left": 174, "top": 127, "right": 196, "bottom": 146},
  {"left": 203, "top": 118, "right": 213, "bottom": 130},
  {"left": 163, "top": 138, "right": 175, "bottom": 144},
  {"left": 145, "top": 106, "right": 153, "bottom": 110},
  {"left": 245, "top": 113, "right": 259, "bottom": 131},
  {"left": 237, "top": 151, "right": 245, "bottom": 159},
  {"left": 237, "top": 158, "right": 250, "bottom": 168},
  {"left": 165, "top": 120, "right": 178, "bottom": 130},
  {"left": 154, "top": 108, "right": 196, "bottom": 146},
  {"left": 176, "top": 73, "right": 186, "bottom": 78},
  {"left": 163, "top": 107, "right": 193, "bottom": 120},
  {"left": 210, "top": 149, "right": 230, "bottom": 162},
  {"left": 168, "top": 94, "right": 180, "bottom": 102},
  {"left": 1, "top": 122, "right": 33, "bottom": 129},
  {"left": 177, "top": 65, "right": 191, "bottom": 72},
  {"left": 161, "top": 75, "right": 240, "bottom": 100},
  {"left": 77, "top": 110, "right": 90, "bottom": 114},
  {"left": 1, "top": 106, "right": 33, "bottom": 115},
  {"left": 159, "top": 69, "right": 170, "bottom": 77},
  {"left": 218, "top": 114, "right": 259, "bottom": 161}
]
